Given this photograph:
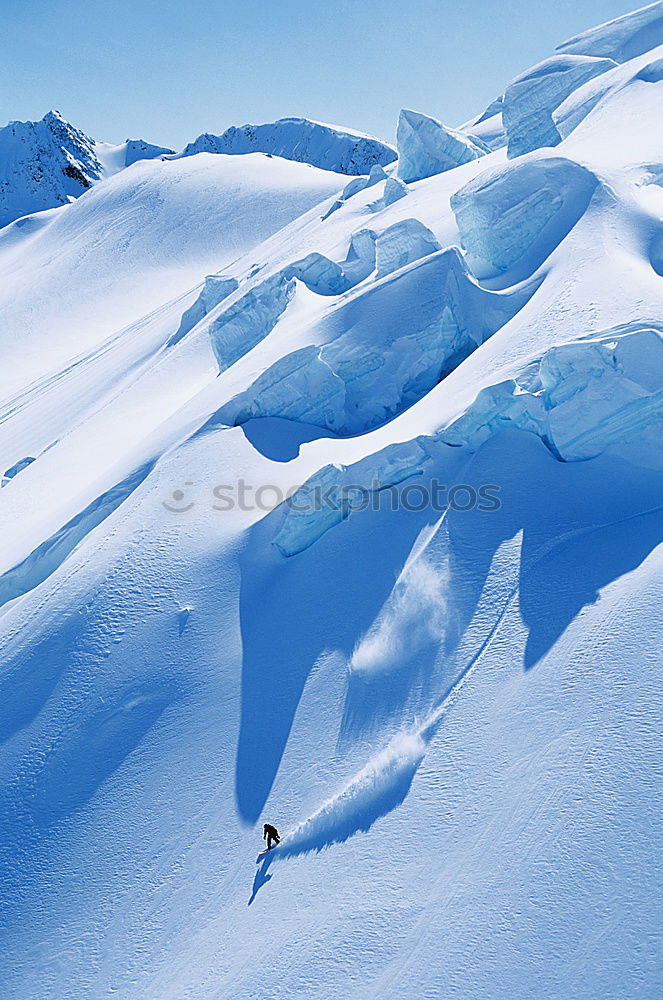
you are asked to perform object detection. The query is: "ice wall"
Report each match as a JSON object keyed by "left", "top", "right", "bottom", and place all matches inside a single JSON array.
[
  {"left": 450, "top": 155, "right": 599, "bottom": 278},
  {"left": 502, "top": 55, "right": 616, "bottom": 157},
  {"left": 396, "top": 109, "right": 487, "bottom": 183},
  {"left": 216, "top": 246, "right": 535, "bottom": 436},
  {"left": 274, "top": 328, "right": 663, "bottom": 555}
]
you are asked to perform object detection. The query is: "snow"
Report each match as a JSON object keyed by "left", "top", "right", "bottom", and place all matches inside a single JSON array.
[
  {"left": 208, "top": 271, "right": 297, "bottom": 371},
  {"left": 0, "top": 3, "right": 662, "bottom": 999},
  {"left": 214, "top": 245, "right": 537, "bottom": 437},
  {"left": 323, "top": 164, "right": 390, "bottom": 218},
  {"left": 441, "top": 327, "right": 663, "bottom": 461},
  {"left": 0, "top": 151, "right": 346, "bottom": 403},
  {"left": 178, "top": 117, "right": 397, "bottom": 175},
  {"left": 95, "top": 137, "right": 175, "bottom": 173}
]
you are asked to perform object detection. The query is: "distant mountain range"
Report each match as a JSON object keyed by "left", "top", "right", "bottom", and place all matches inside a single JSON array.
[{"left": 0, "top": 110, "right": 396, "bottom": 228}]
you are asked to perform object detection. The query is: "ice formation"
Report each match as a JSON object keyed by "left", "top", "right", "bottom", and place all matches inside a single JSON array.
[
  {"left": 450, "top": 155, "right": 599, "bottom": 277},
  {"left": 374, "top": 219, "right": 440, "bottom": 277},
  {"left": 169, "top": 275, "right": 239, "bottom": 346},
  {"left": 322, "top": 164, "right": 391, "bottom": 218},
  {"left": 502, "top": 54, "right": 616, "bottom": 157},
  {"left": 275, "top": 328, "right": 663, "bottom": 555},
  {"left": 273, "top": 439, "right": 430, "bottom": 557},
  {"left": 217, "top": 246, "right": 536, "bottom": 436},
  {"left": 1, "top": 4, "right": 662, "bottom": 997},
  {"left": 208, "top": 272, "right": 297, "bottom": 372},
  {"left": 460, "top": 96, "right": 507, "bottom": 152},
  {"left": 441, "top": 328, "right": 663, "bottom": 460},
  {"left": 396, "top": 109, "right": 487, "bottom": 182}
]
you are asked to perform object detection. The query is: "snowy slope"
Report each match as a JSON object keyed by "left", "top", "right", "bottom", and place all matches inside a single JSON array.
[
  {"left": 0, "top": 5, "right": 661, "bottom": 1000},
  {"left": 0, "top": 152, "right": 346, "bottom": 405}
]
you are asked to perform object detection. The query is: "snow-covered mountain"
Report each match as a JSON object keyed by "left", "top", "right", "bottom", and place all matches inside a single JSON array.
[
  {"left": 178, "top": 117, "right": 397, "bottom": 174},
  {"left": 0, "top": 112, "right": 395, "bottom": 228},
  {"left": 0, "top": 109, "right": 174, "bottom": 227},
  {"left": 0, "top": 4, "right": 661, "bottom": 999}
]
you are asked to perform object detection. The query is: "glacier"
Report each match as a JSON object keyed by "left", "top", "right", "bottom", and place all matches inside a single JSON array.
[
  {"left": 0, "top": 3, "right": 661, "bottom": 1000},
  {"left": 215, "top": 244, "right": 538, "bottom": 435}
]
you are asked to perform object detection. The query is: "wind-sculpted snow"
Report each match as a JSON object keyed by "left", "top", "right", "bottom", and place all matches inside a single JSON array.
[
  {"left": 0, "top": 110, "right": 102, "bottom": 228},
  {"left": 396, "top": 109, "right": 487, "bottom": 182},
  {"left": 451, "top": 155, "right": 599, "bottom": 278},
  {"left": 275, "top": 733, "right": 426, "bottom": 857},
  {"left": 217, "top": 247, "right": 536, "bottom": 438},
  {"left": 635, "top": 54, "right": 663, "bottom": 80},
  {"left": 552, "top": 66, "right": 621, "bottom": 140},
  {"left": 552, "top": 50, "right": 663, "bottom": 141},
  {"left": 557, "top": 0, "right": 663, "bottom": 62},
  {"left": 179, "top": 117, "right": 397, "bottom": 174},
  {"left": 502, "top": 55, "right": 616, "bottom": 157}
]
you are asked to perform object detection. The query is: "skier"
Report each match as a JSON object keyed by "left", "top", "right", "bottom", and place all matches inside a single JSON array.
[{"left": 263, "top": 823, "right": 280, "bottom": 850}]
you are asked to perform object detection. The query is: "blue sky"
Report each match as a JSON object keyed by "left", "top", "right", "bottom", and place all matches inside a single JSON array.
[{"left": 4, "top": 0, "right": 634, "bottom": 148}]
